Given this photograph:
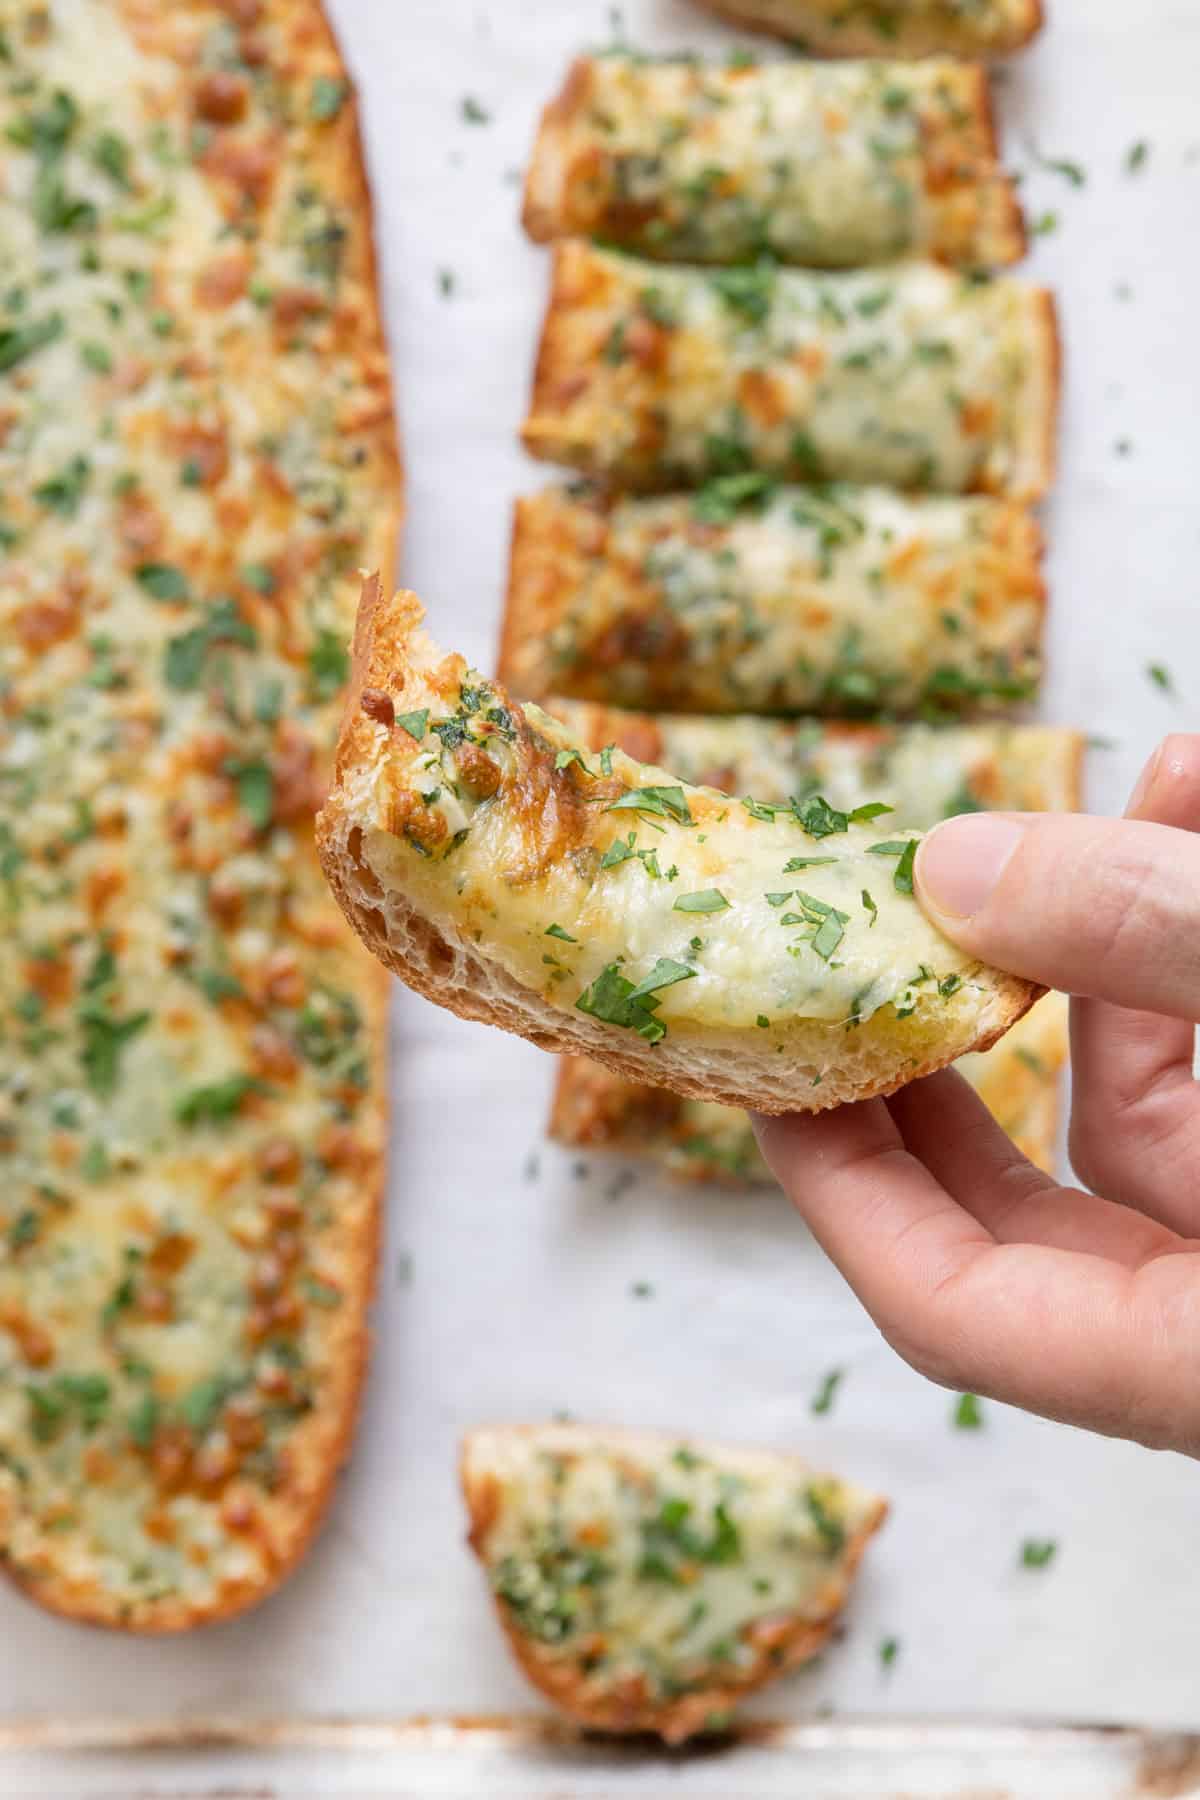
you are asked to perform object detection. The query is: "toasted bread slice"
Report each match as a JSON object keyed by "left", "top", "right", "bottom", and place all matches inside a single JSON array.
[
  {"left": 501, "top": 483, "right": 1045, "bottom": 717},
  {"left": 461, "top": 1423, "right": 886, "bottom": 1742},
  {"left": 693, "top": 0, "right": 1043, "bottom": 57},
  {"left": 318, "top": 583, "right": 1040, "bottom": 1115},
  {"left": 523, "top": 242, "right": 1058, "bottom": 501},
  {"left": 543, "top": 702, "right": 1084, "bottom": 818},
  {"left": 525, "top": 54, "right": 1024, "bottom": 269},
  {"left": 551, "top": 994, "right": 1070, "bottom": 1182},
  {"left": 0, "top": 0, "right": 398, "bottom": 1630}
]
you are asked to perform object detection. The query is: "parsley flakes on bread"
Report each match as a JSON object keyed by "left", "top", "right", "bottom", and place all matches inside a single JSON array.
[
  {"left": 318, "top": 582, "right": 1041, "bottom": 1115},
  {"left": 462, "top": 1423, "right": 886, "bottom": 1742}
]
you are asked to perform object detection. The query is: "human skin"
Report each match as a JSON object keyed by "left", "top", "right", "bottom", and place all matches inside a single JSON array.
[{"left": 755, "top": 735, "right": 1200, "bottom": 1456}]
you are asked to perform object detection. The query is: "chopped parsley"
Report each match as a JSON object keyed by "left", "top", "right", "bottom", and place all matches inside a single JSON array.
[
  {"left": 1147, "top": 662, "right": 1173, "bottom": 694},
  {"left": 862, "top": 889, "right": 877, "bottom": 926},
  {"left": 395, "top": 708, "right": 429, "bottom": 740},
  {"left": 134, "top": 561, "right": 190, "bottom": 601},
  {"left": 1125, "top": 139, "right": 1149, "bottom": 174},
  {"left": 606, "top": 785, "right": 692, "bottom": 825},
  {"left": 545, "top": 923, "right": 577, "bottom": 943},
  {"left": 673, "top": 889, "right": 728, "bottom": 914},
  {"left": 787, "top": 892, "right": 850, "bottom": 962},
  {"left": 310, "top": 77, "right": 347, "bottom": 123},
  {"left": 575, "top": 957, "right": 695, "bottom": 1045},
  {"left": 953, "top": 1392, "right": 984, "bottom": 1430},
  {"left": 879, "top": 1636, "right": 900, "bottom": 1670},
  {"left": 691, "top": 470, "right": 777, "bottom": 524},
  {"left": 810, "top": 1368, "right": 843, "bottom": 1416},
  {"left": 461, "top": 95, "right": 490, "bottom": 125},
  {"left": 867, "top": 837, "right": 918, "bottom": 892},
  {"left": 79, "top": 1003, "right": 151, "bottom": 1095},
  {"left": 1020, "top": 1538, "right": 1058, "bottom": 1570},
  {"left": 175, "top": 1073, "right": 259, "bottom": 1126}
]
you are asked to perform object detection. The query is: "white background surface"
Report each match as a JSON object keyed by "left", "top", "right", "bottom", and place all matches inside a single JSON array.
[{"left": 2, "top": 0, "right": 1199, "bottom": 1735}]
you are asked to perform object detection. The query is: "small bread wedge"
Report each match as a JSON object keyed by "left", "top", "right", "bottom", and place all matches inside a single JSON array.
[
  {"left": 551, "top": 993, "right": 1070, "bottom": 1182},
  {"left": 525, "top": 54, "right": 1024, "bottom": 270},
  {"left": 502, "top": 482, "right": 1045, "bottom": 717},
  {"left": 693, "top": 0, "right": 1043, "bottom": 58},
  {"left": 523, "top": 243, "right": 1058, "bottom": 500},
  {"left": 317, "top": 582, "right": 1040, "bottom": 1115},
  {"left": 461, "top": 1423, "right": 886, "bottom": 1742}
]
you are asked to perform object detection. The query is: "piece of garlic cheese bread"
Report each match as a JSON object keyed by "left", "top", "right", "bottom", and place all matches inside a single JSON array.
[
  {"left": 694, "top": 0, "right": 1043, "bottom": 58},
  {"left": 0, "top": 0, "right": 398, "bottom": 1630},
  {"left": 462, "top": 1423, "right": 886, "bottom": 1741},
  {"left": 525, "top": 54, "right": 1024, "bottom": 270},
  {"left": 319, "top": 583, "right": 1039, "bottom": 1115},
  {"left": 523, "top": 243, "right": 1057, "bottom": 500},
  {"left": 502, "top": 482, "right": 1045, "bottom": 717}
]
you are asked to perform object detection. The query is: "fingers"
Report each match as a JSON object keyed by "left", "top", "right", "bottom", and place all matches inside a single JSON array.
[
  {"left": 755, "top": 1101, "right": 1200, "bottom": 1454},
  {"left": 887, "top": 1070, "right": 1182, "bottom": 1269},
  {"left": 1068, "top": 735, "right": 1200, "bottom": 1225},
  {"left": 914, "top": 802, "right": 1200, "bottom": 1021}
]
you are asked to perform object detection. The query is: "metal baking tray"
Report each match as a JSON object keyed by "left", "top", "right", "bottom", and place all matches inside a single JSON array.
[{"left": 2, "top": 1716, "right": 1199, "bottom": 1798}]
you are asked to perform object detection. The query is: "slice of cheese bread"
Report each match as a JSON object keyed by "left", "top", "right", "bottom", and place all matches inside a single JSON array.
[
  {"left": 525, "top": 54, "right": 1024, "bottom": 270},
  {"left": 693, "top": 0, "right": 1043, "bottom": 57},
  {"left": 318, "top": 583, "right": 1040, "bottom": 1115},
  {"left": 462, "top": 1423, "right": 886, "bottom": 1742},
  {"left": 522, "top": 242, "right": 1058, "bottom": 500},
  {"left": 0, "top": 0, "right": 398, "bottom": 1630},
  {"left": 501, "top": 483, "right": 1045, "bottom": 717}
]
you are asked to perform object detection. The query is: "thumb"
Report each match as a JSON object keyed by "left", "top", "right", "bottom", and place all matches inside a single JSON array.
[{"left": 914, "top": 809, "right": 1200, "bottom": 1020}]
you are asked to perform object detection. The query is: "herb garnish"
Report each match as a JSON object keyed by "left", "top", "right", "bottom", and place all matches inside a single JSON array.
[
  {"left": 954, "top": 1392, "right": 984, "bottom": 1430},
  {"left": 810, "top": 1368, "right": 843, "bottom": 1416},
  {"left": 867, "top": 837, "right": 918, "bottom": 892},
  {"left": 606, "top": 785, "right": 692, "bottom": 825},
  {"left": 576, "top": 957, "right": 695, "bottom": 1045},
  {"left": 673, "top": 889, "right": 728, "bottom": 914}
]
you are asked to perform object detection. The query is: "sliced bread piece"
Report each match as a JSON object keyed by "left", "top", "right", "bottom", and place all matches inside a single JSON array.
[
  {"left": 524, "top": 54, "right": 1025, "bottom": 269},
  {"left": 692, "top": 0, "right": 1043, "bottom": 58},
  {"left": 461, "top": 1422, "right": 886, "bottom": 1741},
  {"left": 317, "top": 582, "right": 1040, "bottom": 1115}
]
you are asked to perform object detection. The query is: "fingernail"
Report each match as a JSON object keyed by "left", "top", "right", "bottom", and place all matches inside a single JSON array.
[
  {"left": 916, "top": 814, "right": 1028, "bottom": 919},
  {"left": 1126, "top": 741, "right": 1163, "bottom": 817}
]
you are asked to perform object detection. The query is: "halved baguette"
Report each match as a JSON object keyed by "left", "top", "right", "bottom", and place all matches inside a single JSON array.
[
  {"left": 0, "top": 0, "right": 397, "bottom": 1630},
  {"left": 551, "top": 993, "right": 1070, "bottom": 1182},
  {"left": 693, "top": 0, "right": 1043, "bottom": 57},
  {"left": 501, "top": 483, "right": 1045, "bottom": 717},
  {"left": 525, "top": 54, "right": 1025, "bottom": 269},
  {"left": 461, "top": 1422, "right": 886, "bottom": 1742},
  {"left": 523, "top": 243, "right": 1058, "bottom": 500},
  {"left": 317, "top": 582, "right": 1040, "bottom": 1115}
]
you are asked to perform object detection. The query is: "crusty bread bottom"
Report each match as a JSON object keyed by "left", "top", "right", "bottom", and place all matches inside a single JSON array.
[{"left": 323, "top": 816, "right": 1040, "bottom": 1116}]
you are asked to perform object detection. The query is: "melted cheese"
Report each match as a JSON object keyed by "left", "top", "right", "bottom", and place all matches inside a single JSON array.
[
  {"left": 505, "top": 484, "right": 1044, "bottom": 716},
  {"left": 544, "top": 705, "right": 1083, "bottom": 822},
  {"left": 0, "top": 0, "right": 395, "bottom": 1626},
  {"left": 352, "top": 672, "right": 1000, "bottom": 1047},
  {"left": 526, "top": 55, "right": 1022, "bottom": 269},
  {"left": 523, "top": 243, "right": 1054, "bottom": 498},
  {"left": 465, "top": 1425, "right": 884, "bottom": 1716}
]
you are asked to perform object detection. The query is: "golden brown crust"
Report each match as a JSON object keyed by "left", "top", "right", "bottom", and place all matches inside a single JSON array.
[
  {"left": 1024, "top": 288, "right": 1062, "bottom": 505},
  {"left": 460, "top": 1423, "right": 887, "bottom": 1744},
  {"left": 321, "top": 582, "right": 1043, "bottom": 1117},
  {"left": 0, "top": 0, "right": 399, "bottom": 1634},
  {"left": 692, "top": 0, "right": 1043, "bottom": 56}
]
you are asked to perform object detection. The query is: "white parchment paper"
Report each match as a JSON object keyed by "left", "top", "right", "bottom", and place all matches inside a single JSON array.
[{"left": 2, "top": 0, "right": 1198, "bottom": 1732}]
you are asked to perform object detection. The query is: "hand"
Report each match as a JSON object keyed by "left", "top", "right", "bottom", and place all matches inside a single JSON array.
[{"left": 754, "top": 736, "right": 1200, "bottom": 1456}]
